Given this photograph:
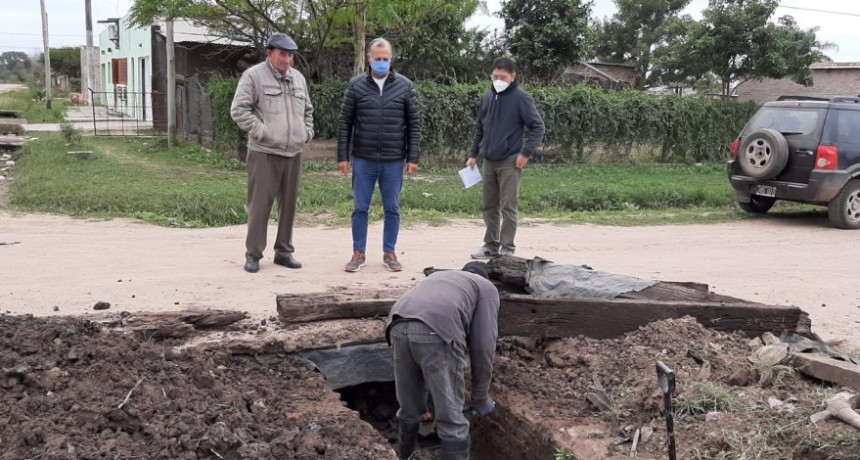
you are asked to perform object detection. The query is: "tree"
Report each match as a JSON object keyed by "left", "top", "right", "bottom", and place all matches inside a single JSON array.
[
  {"left": 653, "top": 0, "right": 833, "bottom": 97},
  {"left": 0, "top": 51, "right": 32, "bottom": 83},
  {"left": 128, "top": 0, "right": 482, "bottom": 81},
  {"left": 50, "top": 47, "right": 81, "bottom": 80},
  {"left": 500, "top": 0, "right": 592, "bottom": 83},
  {"left": 593, "top": 0, "right": 691, "bottom": 88}
]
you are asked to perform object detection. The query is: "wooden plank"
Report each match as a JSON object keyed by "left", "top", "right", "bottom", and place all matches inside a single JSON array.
[
  {"left": 183, "top": 319, "right": 386, "bottom": 355},
  {"left": 277, "top": 290, "right": 405, "bottom": 323},
  {"left": 0, "top": 118, "right": 27, "bottom": 125},
  {"left": 497, "top": 295, "right": 809, "bottom": 339},
  {"left": 277, "top": 292, "right": 810, "bottom": 339},
  {"left": 791, "top": 353, "right": 860, "bottom": 391},
  {"left": 94, "top": 310, "right": 248, "bottom": 341},
  {"left": 487, "top": 255, "right": 531, "bottom": 288}
]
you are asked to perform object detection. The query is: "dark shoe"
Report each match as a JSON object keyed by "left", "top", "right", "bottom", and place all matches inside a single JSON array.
[
  {"left": 471, "top": 245, "right": 499, "bottom": 260},
  {"left": 383, "top": 252, "right": 403, "bottom": 272},
  {"left": 398, "top": 421, "right": 420, "bottom": 460},
  {"left": 273, "top": 254, "right": 302, "bottom": 269},
  {"left": 244, "top": 255, "right": 260, "bottom": 273},
  {"left": 345, "top": 250, "right": 366, "bottom": 272},
  {"left": 440, "top": 438, "right": 470, "bottom": 460}
]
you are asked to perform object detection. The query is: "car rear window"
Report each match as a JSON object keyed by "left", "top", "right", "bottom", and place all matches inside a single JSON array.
[
  {"left": 823, "top": 109, "right": 860, "bottom": 145},
  {"left": 746, "top": 107, "right": 823, "bottom": 135}
]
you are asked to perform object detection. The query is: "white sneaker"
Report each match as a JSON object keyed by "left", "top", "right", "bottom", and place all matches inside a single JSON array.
[{"left": 471, "top": 245, "right": 499, "bottom": 259}]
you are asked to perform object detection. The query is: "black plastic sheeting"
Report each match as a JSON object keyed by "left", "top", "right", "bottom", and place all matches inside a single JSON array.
[{"left": 298, "top": 342, "right": 394, "bottom": 390}]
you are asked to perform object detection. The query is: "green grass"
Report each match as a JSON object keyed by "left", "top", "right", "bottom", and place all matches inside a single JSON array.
[
  {"left": 675, "top": 381, "right": 746, "bottom": 418},
  {"left": 6, "top": 134, "right": 826, "bottom": 228},
  {"left": 0, "top": 89, "right": 68, "bottom": 123}
]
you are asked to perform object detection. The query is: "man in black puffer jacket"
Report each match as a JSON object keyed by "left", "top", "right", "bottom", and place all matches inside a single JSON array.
[{"left": 337, "top": 37, "right": 421, "bottom": 273}]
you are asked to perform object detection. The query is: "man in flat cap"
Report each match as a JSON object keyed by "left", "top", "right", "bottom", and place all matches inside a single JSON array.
[{"left": 231, "top": 33, "right": 314, "bottom": 273}]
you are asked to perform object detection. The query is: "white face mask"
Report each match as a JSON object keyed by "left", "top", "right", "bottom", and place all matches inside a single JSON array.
[{"left": 493, "top": 80, "right": 510, "bottom": 93}]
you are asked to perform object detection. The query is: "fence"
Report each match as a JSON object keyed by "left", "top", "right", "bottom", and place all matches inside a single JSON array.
[{"left": 88, "top": 88, "right": 165, "bottom": 136}]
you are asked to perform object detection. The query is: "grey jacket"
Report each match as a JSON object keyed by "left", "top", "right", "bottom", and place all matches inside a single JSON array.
[
  {"left": 385, "top": 271, "right": 500, "bottom": 402},
  {"left": 231, "top": 60, "right": 314, "bottom": 157}
]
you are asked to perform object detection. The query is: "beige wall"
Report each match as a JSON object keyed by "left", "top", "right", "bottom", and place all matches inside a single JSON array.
[
  {"left": 79, "top": 46, "right": 102, "bottom": 96},
  {"left": 736, "top": 68, "right": 860, "bottom": 104}
]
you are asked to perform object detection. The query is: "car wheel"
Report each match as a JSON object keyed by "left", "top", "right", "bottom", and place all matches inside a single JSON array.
[
  {"left": 738, "top": 128, "right": 789, "bottom": 179},
  {"left": 738, "top": 195, "right": 776, "bottom": 214},
  {"left": 828, "top": 180, "right": 860, "bottom": 229}
]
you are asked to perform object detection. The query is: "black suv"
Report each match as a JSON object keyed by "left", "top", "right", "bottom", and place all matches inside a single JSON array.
[{"left": 727, "top": 95, "right": 860, "bottom": 229}]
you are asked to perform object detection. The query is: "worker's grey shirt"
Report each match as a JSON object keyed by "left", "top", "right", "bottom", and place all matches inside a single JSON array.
[{"left": 385, "top": 271, "right": 500, "bottom": 401}]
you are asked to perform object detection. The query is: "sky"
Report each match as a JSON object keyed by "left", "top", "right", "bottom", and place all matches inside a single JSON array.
[{"left": 3, "top": 0, "right": 859, "bottom": 62}]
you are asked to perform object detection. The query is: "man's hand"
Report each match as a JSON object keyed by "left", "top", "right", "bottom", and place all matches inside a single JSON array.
[
  {"left": 515, "top": 154, "right": 529, "bottom": 169},
  {"left": 463, "top": 397, "right": 496, "bottom": 417},
  {"left": 338, "top": 161, "right": 350, "bottom": 176},
  {"left": 406, "top": 162, "right": 419, "bottom": 174},
  {"left": 466, "top": 157, "right": 477, "bottom": 169}
]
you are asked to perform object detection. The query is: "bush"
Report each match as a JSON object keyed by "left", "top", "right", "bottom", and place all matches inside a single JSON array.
[
  {"left": 60, "top": 123, "right": 82, "bottom": 145},
  {"left": 207, "top": 77, "right": 756, "bottom": 164}
]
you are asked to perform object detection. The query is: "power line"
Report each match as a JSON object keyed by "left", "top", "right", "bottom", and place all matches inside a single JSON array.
[
  {"left": 0, "top": 32, "right": 85, "bottom": 38},
  {"left": 780, "top": 5, "right": 860, "bottom": 18}
]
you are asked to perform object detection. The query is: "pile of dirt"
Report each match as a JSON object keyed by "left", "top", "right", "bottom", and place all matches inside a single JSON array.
[
  {"left": 493, "top": 317, "right": 860, "bottom": 459},
  {"left": 3, "top": 312, "right": 859, "bottom": 460},
  {"left": 0, "top": 315, "right": 395, "bottom": 460}
]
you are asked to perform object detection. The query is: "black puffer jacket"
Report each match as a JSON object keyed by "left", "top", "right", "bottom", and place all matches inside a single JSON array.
[{"left": 336, "top": 71, "right": 421, "bottom": 163}]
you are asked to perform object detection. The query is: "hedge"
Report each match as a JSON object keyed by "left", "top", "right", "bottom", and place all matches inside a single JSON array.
[{"left": 208, "top": 76, "right": 756, "bottom": 164}]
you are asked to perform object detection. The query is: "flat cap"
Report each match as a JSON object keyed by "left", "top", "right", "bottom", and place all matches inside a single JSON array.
[{"left": 267, "top": 33, "right": 298, "bottom": 51}]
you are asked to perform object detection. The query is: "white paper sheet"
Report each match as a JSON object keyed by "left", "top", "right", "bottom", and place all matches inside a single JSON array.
[{"left": 458, "top": 166, "right": 482, "bottom": 189}]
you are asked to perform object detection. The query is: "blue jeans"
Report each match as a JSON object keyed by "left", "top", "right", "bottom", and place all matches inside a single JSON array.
[
  {"left": 390, "top": 320, "right": 470, "bottom": 443},
  {"left": 351, "top": 157, "right": 404, "bottom": 253}
]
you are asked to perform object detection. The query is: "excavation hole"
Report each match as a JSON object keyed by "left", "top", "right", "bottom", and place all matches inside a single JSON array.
[{"left": 336, "top": 381, "right": 554, "bottom": 460}]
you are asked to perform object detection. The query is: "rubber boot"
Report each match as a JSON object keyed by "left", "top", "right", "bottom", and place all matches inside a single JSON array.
[
  {"left": 440, "top": 438, "right": 470, "bottom": 460},
  {"left": 398, "top": 421, "right": 421, "bottom": 459}
]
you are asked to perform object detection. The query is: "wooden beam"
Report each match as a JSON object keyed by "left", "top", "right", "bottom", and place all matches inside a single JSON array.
[
  {"left": 94, "top": 310, "right": 248, "bottom": 340},
  {"left": 277, "top": 292, "right": 810, "bottom": 339},
  {"left": 276, "top": 289, "right": 405, "bottom": 323},
  {"left": 498, "top": 296, "right": 808, "bottom": 339},
  {"left": 182, "top": 319, "right": 386, "bottom": 355},
  {"left": 791, "top": 353, "right": 860, "bottom": 391}
]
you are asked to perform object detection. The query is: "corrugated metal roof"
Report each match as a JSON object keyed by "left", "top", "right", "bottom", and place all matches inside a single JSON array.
[
  {"left": 811, "top": 62, "right": 860, "bottom": 70},
  {"left": 154, "top": 20, "right": 249, "bottom": 46}
]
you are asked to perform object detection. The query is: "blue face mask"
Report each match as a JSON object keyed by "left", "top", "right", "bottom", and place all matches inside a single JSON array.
[{"left": 371, "top": 60, "right": 390, "bottom": 75}]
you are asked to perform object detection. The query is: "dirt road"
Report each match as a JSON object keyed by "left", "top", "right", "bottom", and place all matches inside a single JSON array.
[{"left": 1, "top": 211, "right": 858, "bottom": 348}]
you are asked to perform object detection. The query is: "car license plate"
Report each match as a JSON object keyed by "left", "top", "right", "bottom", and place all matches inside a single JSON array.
[{"left": 755, "top": 185, "right": 776, "bottom": 197}]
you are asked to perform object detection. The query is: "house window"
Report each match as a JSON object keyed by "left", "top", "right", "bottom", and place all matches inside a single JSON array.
[{"left": 111, "top": 58, "right": 128, "bottom": 85}]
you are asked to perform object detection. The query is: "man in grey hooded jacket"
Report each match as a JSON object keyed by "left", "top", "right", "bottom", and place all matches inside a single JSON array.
[{"left": 231, "top": 33, "right": 314, "bottom": 273}]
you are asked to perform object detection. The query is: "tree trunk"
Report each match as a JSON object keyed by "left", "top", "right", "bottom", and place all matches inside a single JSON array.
[{"left": 352, "top": 1, "right": 367, "bottom": 76}]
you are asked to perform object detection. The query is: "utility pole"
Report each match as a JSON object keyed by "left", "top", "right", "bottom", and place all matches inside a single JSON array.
[
  {"left": 84, "top": 0, "right": 95, "bottom": 97},
  {"left": 166, "top": 19, "right": 176, "bottom": 147},
  {"left": 39, "top": 0, "right": 52, "bottom": 109}
]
